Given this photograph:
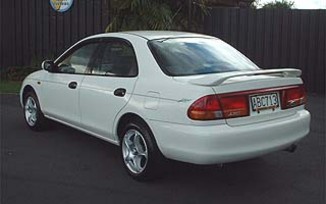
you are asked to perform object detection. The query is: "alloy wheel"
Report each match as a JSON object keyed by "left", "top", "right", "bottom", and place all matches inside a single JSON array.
[
  {"left": 122, "top": 129, "right": 148, "bottom": 174},
  {"left": 25, "top": 97, "right": 38, "bottom": 127}
]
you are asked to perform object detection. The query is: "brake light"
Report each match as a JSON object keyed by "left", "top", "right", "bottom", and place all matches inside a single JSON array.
[
  {"left": 187, "top": 95, "right": 223, "bottom": 120},
  {"left": 281, "top": 85, "right": 306, "bottom": 109},
  {"left": 188, "top": 94, "right": 249, "bottom": 120}
]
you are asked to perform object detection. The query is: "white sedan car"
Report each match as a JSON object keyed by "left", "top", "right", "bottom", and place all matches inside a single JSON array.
[{"left": 20, "top": 31, "right": 310, "bottom": 180}]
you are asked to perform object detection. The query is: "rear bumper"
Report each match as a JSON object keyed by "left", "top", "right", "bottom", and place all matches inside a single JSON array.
[{"left": 150, "top": 110, "right": 310, "bottom": 164}]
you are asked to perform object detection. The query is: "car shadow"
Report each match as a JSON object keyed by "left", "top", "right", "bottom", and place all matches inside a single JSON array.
[{"left": 47, "top": 119, "right": 269, "bottom": 183}]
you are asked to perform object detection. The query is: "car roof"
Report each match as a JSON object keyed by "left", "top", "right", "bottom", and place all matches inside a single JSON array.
[
  {"left": 123, "top": 31, "right": 214, "bottom": 40},
  {"left": 87, "top": 31, "right": 215, "bottom": 41}
]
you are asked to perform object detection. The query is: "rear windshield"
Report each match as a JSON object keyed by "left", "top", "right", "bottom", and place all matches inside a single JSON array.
[{"left": 148, "top": 38, "right": 259, "bottom": 76}]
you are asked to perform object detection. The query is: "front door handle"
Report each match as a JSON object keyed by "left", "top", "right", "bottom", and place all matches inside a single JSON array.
[
  {"left": 68, "top": 81, "right": 78, "bottom": 89},
  {"left": 114, "top": 88, "right": 126, "bottom": 97}
]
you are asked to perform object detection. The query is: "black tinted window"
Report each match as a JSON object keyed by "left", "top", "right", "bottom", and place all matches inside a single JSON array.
[
  {"left": 149, "top": 38, "right": 259, "bottom": 76},
  {"left": 91, "top": 41, "right": 137, "bottom": 77}
]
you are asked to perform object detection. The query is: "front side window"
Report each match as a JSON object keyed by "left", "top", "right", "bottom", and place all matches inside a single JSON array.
[
  {"left": 57, "top": 43, "right": 99, "bottom": 74},
  {"left": 149, "top": 38, "right": 259, "bottom": 76},
  {"left": 91, "top": 40, "right": 138, "bottom": 77}
]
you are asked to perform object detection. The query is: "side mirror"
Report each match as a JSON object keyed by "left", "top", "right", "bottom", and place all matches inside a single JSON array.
[{"left": 41, "top": 60, "right": 55, "bottom": 72}]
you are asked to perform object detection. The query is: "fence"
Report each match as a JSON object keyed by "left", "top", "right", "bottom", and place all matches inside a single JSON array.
[
  {"left": 205, "top": 8, "right": 325, "bottom": 93},
  {"left": 0, "top": 0, "right": 111, "bottom": 69},
  {"left": 1, "top": 1, "right": 325, "bottom": 93}
]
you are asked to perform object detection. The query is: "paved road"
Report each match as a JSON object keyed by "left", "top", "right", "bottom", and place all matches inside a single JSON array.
[{"left": 0, "top": 94, "right": 325, "bottom": 204}]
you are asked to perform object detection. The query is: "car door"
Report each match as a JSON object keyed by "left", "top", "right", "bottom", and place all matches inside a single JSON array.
[
  {"left": 79, "top": 38, "right": 138, "bottom": 140},
  {"left": 41, "top": 41, "right": 100, "bottom": 126}
]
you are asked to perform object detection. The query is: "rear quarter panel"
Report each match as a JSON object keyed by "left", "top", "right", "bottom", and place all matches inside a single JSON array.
[{"left": 113, "top": 36, "right": 225, "bottom": 136}]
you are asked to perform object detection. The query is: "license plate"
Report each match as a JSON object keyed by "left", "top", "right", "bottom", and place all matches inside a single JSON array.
[{"left": 250, "top": 92, "right": 280, "bottom": 114}]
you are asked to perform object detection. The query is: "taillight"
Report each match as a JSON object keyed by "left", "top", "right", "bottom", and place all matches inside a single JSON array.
[
  {"left": 188, "top": 94, "right": 249, "bottom": 120},
  {"left": 219, "top": 95, "right": 249, "bottom": 118},
  {"left": 281, "top": 85, "right": 306, "bottom": 109},
  {"left": 187, "top": 95, "right": 223, "bottom": 120},
  {"left": 188, "top": 85, "right": 306, "bottom": 121}
]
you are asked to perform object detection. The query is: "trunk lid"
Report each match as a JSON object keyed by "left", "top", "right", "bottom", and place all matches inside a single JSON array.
[{"left": 174, "top": 68, "right": 304, "bottom": 126}]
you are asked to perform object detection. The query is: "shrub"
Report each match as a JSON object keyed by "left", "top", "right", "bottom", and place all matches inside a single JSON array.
[
  {"left": 5, "top": 66, "right": 40, "bottom": 81},
  {"left": 2, "top": 55, "right": 46, "bottom": 81}
]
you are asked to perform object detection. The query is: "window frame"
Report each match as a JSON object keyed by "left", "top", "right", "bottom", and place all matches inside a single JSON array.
[
  {"left": 53, "top": 38, "right": 102, "bottom": 75},
  {"left": 53, "top": 37, "right": 139, "bottom": 77},
  {"left": 88, "top": 38, "right": 139, "bottom": 78}
]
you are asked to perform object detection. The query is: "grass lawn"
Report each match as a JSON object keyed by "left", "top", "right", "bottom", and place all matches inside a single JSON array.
[{"left": 0, "top": 80, "right": 22, "bottom": 94}]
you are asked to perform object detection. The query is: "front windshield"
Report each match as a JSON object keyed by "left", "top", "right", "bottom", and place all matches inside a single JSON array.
[{"left": 148, "top": 37, "right": 259, "bottom": 76}]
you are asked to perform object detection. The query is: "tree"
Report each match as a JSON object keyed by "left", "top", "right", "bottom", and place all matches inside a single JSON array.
[
  {"left": 250, "top": 0, "right": 261, "bottom": 8},
  {"left": 251, "top": 0, "right": 295, "bottom": 9},
  {"left": 262, "top": 0, "right": 294, "bottom": 8},
  {"left": 105, "top": 0, "right": 209, "bottom": 32}
]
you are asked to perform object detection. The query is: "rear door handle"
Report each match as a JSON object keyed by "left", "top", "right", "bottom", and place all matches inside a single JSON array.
[
  {"left": 68, "top": 81, "right": 78, "bottom": 89},
  {"left": 114, "top": 88, "right": 126, "bottom": 97}
]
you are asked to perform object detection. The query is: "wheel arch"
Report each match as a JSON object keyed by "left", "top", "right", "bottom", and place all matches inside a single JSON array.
[
  {"left": 116, "top": 112, "right": 166, "bottom": 158},
  {"left": 21, "top": 84, "right": 43, "bottom": 111},
  {"left": 22, "top": 85, "right": 36, "bottom": 103},
  {"left": 116, "top": 112, "right": 153, "bottom": 142}
]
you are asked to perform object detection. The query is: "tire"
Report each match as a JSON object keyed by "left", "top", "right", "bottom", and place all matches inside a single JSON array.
[
  {"left": 120, "top": 120, "right": 165, "bottom": 181},
  {"left": 23, "top": 91, "right": 47, "bottom": 131}
]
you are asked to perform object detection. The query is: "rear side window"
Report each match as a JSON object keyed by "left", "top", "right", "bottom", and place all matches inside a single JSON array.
[
  {"left": 91, "top": 41, "right": 138, "bottom": 77},
  {"left": 148, "top": 38, "right": 259, "bottom": 76}
]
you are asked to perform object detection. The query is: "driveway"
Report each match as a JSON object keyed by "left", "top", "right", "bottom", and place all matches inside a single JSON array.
[{"left": 0, "top": 94, "right": 325, "bottom": 204}]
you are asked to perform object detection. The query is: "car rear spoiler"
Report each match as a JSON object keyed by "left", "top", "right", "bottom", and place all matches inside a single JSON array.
[{"left": 187, "top": 68, "right": 302, "bottom": 86}]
